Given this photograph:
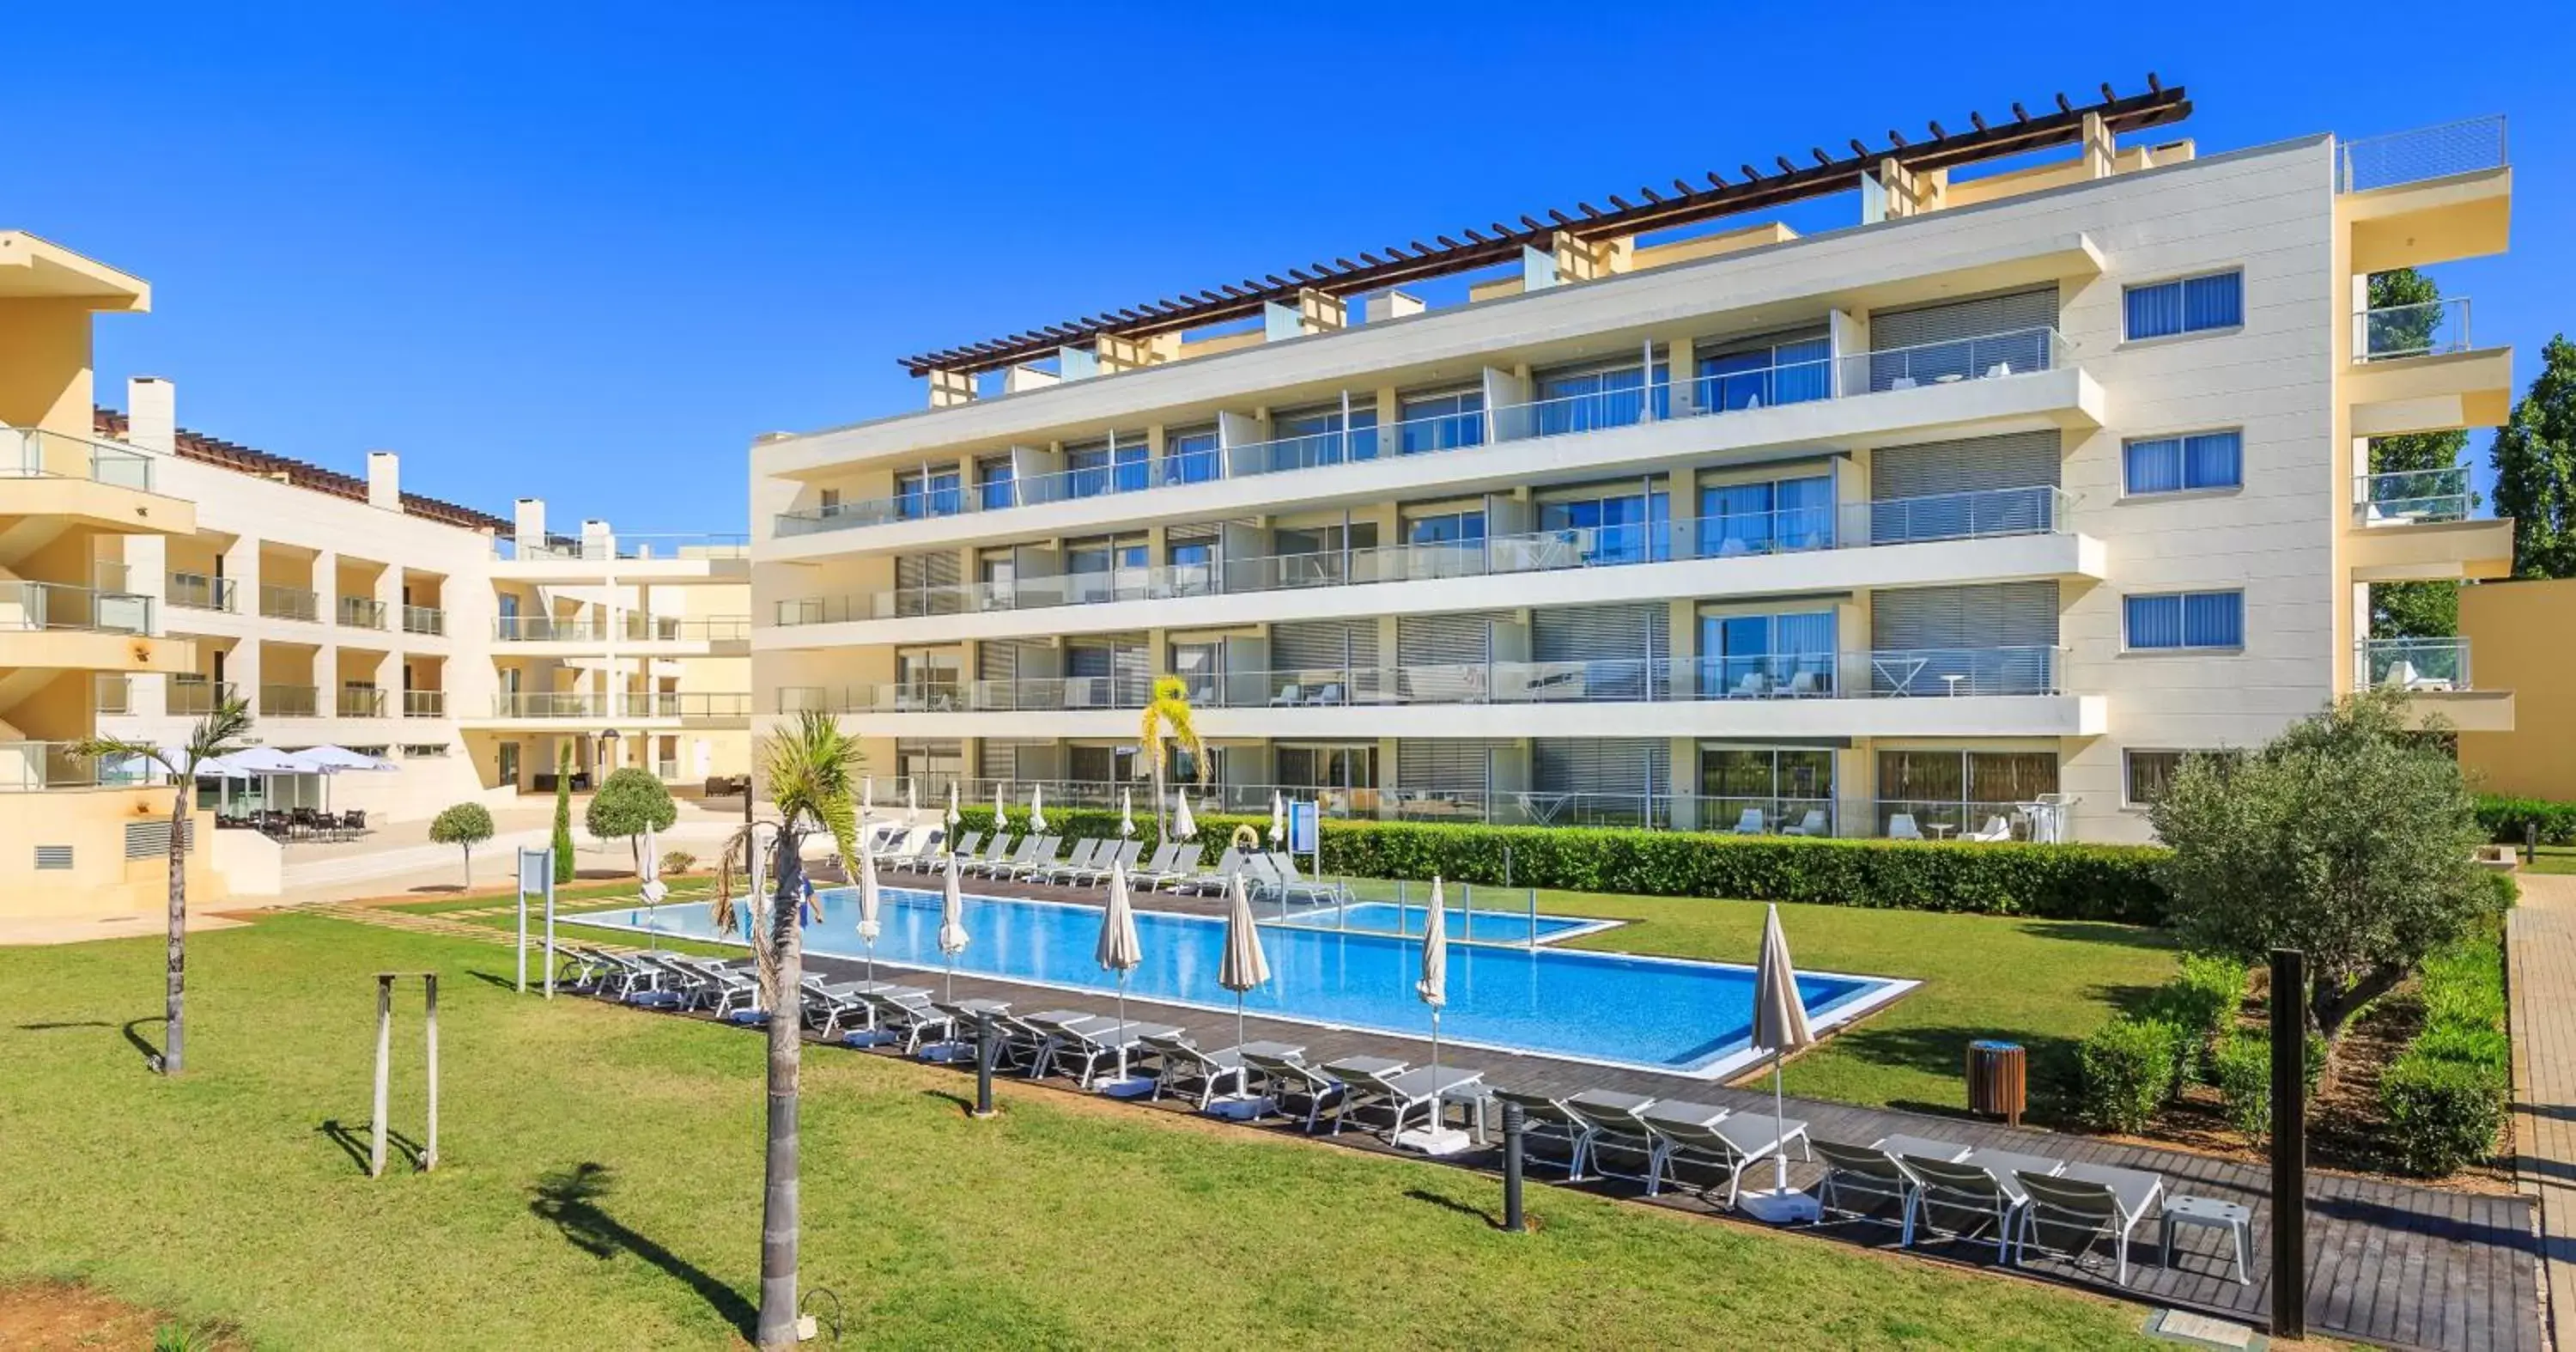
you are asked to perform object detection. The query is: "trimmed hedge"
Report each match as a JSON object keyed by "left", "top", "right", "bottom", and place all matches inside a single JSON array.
[
  {"left": 2078, "top": 1017, "right": 2180, "bottom": 1132},
  {"left": 939, "top": 807, "right": 2171, "bottom": 923},
  {"left": 2475, "top": 794, "right": 2576, "bottom": 847},
  {"left": 2378, "top": 924, "right": 2511, "bottom": 1177},
  {"left": 2154, "top": 953, "right": 2250, "bottom": 1086},
  {"left": 2212, "top": 1032, "right": 2273, "bottom": 1138}
]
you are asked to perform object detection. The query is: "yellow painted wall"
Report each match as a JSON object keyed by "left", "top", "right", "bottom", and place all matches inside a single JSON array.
[
  {"left": 0, "top": 297, "right": 95, "bottom": 434},
  {"left": 2, "top": 789, "right": 222, "bottom": 920},
  {"left": 2459, "top": 578, "right": 2576, "bottom": 800}
]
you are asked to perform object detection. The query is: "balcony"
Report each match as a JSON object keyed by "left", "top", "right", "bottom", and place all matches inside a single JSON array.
[
  {"left": 169, "top": 679, "right": 240, "bottom": 716},
  {"left": 402, "top": 604, "right": 446, "bottom": 636},
  {"left": 337, "top": 687, "right": 387, "bottom": 718},
  {"left": 495, "top": 615, "right": 610, "bottom": 643},
  {"left": 2359, "top": 466, "right": 2472, "bottom": 525},
  {"left": 0, "top": 580, "right": 154, "bottom": 636},
  {"left": 2338, "top": 116, "right": 2507, "bottom": 194},
  {"left": 258, "top": 585, "right": 319, "bottom": 623},
  {"left": 474, "top": 691, "right": 754, "bottom": 722},
  {"left": 260, "top": 684, "right": 319, "bottom": 718},
  {"left": 404, "top": 690, "right": 447, "bottom": 718},
  {"left": 0, "top": 740, "right": 158, "bottom": 792},
  {"left": 494, "top": 532, "right": 750, "bottom": 563},
  {"left": 337, "top": 597, "right": 388, "bottom": 630},
  {"left": 2358, "top": 636, "right": 2512, "bottom": 733},
  {"left": 0, "top": 581, "right": 182, "bottom": 675},
  {"left": 781, "top": 647, "right": 2095, "bottom": 740},
  {"left": 774, "top": 484, "right": 2087, "bottom": 639},
  {"left": 771, "top": 328, "right": 2081, "bottom": 543},
  {"left": 2342, "top": 119, "right": 2512, "bottom": 275},
  {"left": 2, "top": 428, "right": 196, "bottom": 540},
  {"left": 168, "top": 573, "right": 239, "bottom": 613},
  {"left": 2348, "top": 465, "right": 2512, "bottom": 582}
]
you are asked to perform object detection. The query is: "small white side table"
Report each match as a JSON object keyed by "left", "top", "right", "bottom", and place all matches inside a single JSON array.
[{"left": 2160, "top": 1195, "right": 2252, "bottom": 1283}]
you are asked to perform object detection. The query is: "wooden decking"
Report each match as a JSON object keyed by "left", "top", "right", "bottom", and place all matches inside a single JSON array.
[{"left": 592, "top": 875, "right": 2544, "bottom": 1351}]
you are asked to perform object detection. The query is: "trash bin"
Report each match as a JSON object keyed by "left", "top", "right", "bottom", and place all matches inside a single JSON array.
[{"left": 1966, "top": 1039, "right": 2026, "bottom": 1126}]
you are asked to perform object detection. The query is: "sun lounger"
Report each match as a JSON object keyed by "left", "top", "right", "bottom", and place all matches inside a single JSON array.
[
  {"left": 1033, "top": 838, "right": 1103, "bottom": 883},
  {"left": 1169, "top": 848, "right": 1244, "bottom": 894},
  {"left": 1123, "top": 843, "right": 1181, "bottom": 886},
  {"left": 1030, "top": 1010, "right": 1186, "bottom": 1086},
  {"left": 1330, "top": 1060, "right": 1486, "bottom": 1143},
  {"left": 1808, "top": 1141, "right": 1919, "bottom": 1234},
  {"left": 1066, "top": 838, "right": 1143, "bottom": 886},
  {"left": 948, "top": 832, "right": 1014, "bottom": 875},
  {"left": 1903, "top": 1148, "right": 2063, "bottom": 1258},
  {"left": 1487, "top": 1088, "right": 1591, "bottom": 1178},
  {"left": 1263, "top": 852, "right": 1346, "bottom": 904},
  {"left": 1242, "top": 1051, "right": 1349, "bottom": 1132},
  {"left": 1002, "top": 836, "right": 1068, "bottom": 880},
  {"left": 800, "top": 977, "right": 908, "bottom": 1038},
  {"left": 855, "top": 988, "right": 952, "bottom": 1054},
  {"left": 2013, "top": 1163, "right": 2164, "bottom": 1282},
  {"left": 1133, "top": 843, "right": 1202, "bottom": 890},
  {"left": 1561, "top": 1090, "right": 1662, "bottom": 1181},
  {"left": 914, "top": 831, "right": 981, "bottom": 874},
  {"left": 1643, "top": 1108, "right": 1812, "bottom": 1209},
  {"left": 675, "top": 957, "right": 763, "bottom": 1019},
  {"left": 1139, "top": 1033, "right": 1254, "bottom": 1109},
  {"left": 968, "top": 835, "right": 1048, "bottom": 879}
]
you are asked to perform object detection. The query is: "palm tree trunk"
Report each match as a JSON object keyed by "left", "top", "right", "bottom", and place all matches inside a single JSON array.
[
  {"left": 755, "top": 827, "right": 805, "bottom": 1349},
  {"left": 1151, "top": 758, "right": 1167, "bottom": 839},
  {"left": 163, "top": 783, "right": 189, "bottom": 1075}
]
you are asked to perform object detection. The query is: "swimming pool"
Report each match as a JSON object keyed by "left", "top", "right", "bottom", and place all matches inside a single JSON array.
[
  {"left": 1273, "top": 901, "right": 1613, "bottom": 946},
  {"left": 593, "top": 888, "right": 1915, "bottom": 1080}
]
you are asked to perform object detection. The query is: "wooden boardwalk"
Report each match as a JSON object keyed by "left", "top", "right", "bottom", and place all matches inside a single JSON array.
[
  {"left": 2511, "top": 871, "right": 2576, "bottom": 1346},
  {"left": 521, "top": 872, "right": 2542, "bottom": 1350}
]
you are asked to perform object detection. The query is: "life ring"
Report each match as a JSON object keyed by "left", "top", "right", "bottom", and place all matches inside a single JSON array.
[{"left": 1230, "top": 823, "right": 1262, "bottom": 850}]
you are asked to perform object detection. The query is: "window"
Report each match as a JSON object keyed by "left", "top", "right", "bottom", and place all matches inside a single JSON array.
[
  {"left": 2125, "top": 590, "right": 2245, "bottom": 650},
  {"left": 1163, "top": 425, "right": 1220, "bottom": 484},
  {"left": 1531, "top": 360, "right": 1668, "bottom": 435},
  {"left": 1698, "top": 473, "right": 1834, "bottom": 556},
  {"left": 1876, "top": 749, "right": 2058, "bottom": 836},
  {"left": 1404, "top": 509, "right": 1485, "bottom": 547},
  {"left": 1397, "top": 389, "right": 1485, "bottom": 454},
  {"left": 1538, "top": 487, "right": 1668, "bottom": 565},
  {"left": 400, "top": 743, "right": 451, "bottom": 758},
  {"left": 1695, "top": 335, "right": 1832, "bottom": 410},
  {"left": 1699, "top": 746, "right": 1835, "bottom": 828},
  {"left": 894, "top": 466, "right": 961, "bottom": 521},
  {"left": 1698, "top": 611, "right": 1838, "bottom": 696},
  {"left": 2124, "top": 270, "right": 2244, "bottom": 340},
  {"left": 1064, "top": 435, "right": 1147, "bottom": 498},
  {"left": 2123, "top": 431, "right": 2243, "bottom": 495},
  {"left": 818, "top": 488, "right": 842, "bottom": 516},
  {"left": 976, "top": 455, "right": 1015, "bottom": 510},
  {"left": 2124, "top": 750, "right": 2189, "bottom": 807},
  {"left": 1270, "top": 406, "right": 1377, "bottom": 471}
]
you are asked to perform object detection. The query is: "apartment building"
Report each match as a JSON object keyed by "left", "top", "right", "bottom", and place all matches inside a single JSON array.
[
  {"left": 0, "top": 232, "right": 217, "bottom": 915},
  {"left": 749, "top": 87, "right": 2516, "bottom": 845},
  {"left": 88, "top": 380, "right": 755, "bottom": 823}
]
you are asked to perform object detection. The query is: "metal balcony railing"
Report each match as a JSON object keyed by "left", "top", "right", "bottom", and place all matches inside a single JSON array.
[
  {"left": 495, "top": 615, "right": 609, "bottom": 643},
  {"left": 2358, "top": 298, "right": 2472, "bottom": 362},
  {"left": 3, "top": 426, "right": 155, "bottom": 490},
  {"left": 776, "top": 484, "right": 2075, "bottom": 626},
  {"left": 485, "top": 691, "right": 753, "bottom": 719},
  {"left": 0, "top": 581, "right": 154, "bottom": 635},
  {"left": 2337, "top": 116, "right": 2508, "bottom": 192},
  {"left": 167, "top": 573, "right": 239, "bottom": 612},
  {"left": 2359, "top": 636, "right": 2472, "bottom": 691},
  {"left": 337, "top": 597, "right": 388, "bottom": 630},
  {"left": 2359, "top": 466, "right": 2474, "bottom": 524},
  {"left": 261, "top": 684, "right": 319, "bottom": 717},
  {"left": 494, "top": 532, "right": 750, "bottom": 562},
  {"left": 402, "top": 604, "right": 447, "bottom": 636},
  {"left": 772, "top": 329, "right": 2075, "bottom": 539},
  {"left": 258, "top": 585, "right": 319, "bottom": 623}
]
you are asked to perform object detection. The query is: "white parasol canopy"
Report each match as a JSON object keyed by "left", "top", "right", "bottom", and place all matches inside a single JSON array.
[
  {"left": 937, "top": 852, "right": 970, "bottom": 1001},
  {"left": 946, "top": 782, "right": 961, "bottom": 829},
  {"left": 1217, "top": 870, "right": 1271, "bottom": 1053},
  {"left": 1118, "top": 788, "right": 1135, "bottom": 838},
  {"left": 1095, "top": 860, "right": 1144, "bottom": 1085},
  {"left": 1029, "top": 783, "right": 1048, "bottom": 836},
  {"left": 1742, "top": 903, "right": 1820, "bottom": 1220},
  {"left": 855, "top": 839, "right": 884, "bottom": 988},
  {"left": 1171, "top": 791, "right": 1198, "bottom": 842},
  {"left": 1268, "top": 790, "right": 1285, "bottom": 845}
]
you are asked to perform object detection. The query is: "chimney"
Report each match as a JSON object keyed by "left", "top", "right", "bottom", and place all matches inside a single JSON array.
[
  {"left": 367, "top": 451, "right": 401, "bottom": 511},
  {"left": 513, "top": 496, "right": 546, "bottom": 546},
  {"left": 125, "top": 376, "right": 176, "bottom": 454},
  {"left": 581, "top": 519, "right": 613, "bottom": 561}
]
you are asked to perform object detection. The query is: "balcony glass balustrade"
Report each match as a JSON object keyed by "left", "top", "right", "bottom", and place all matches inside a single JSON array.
[
  {"left": 2337, "top": 116, "right": 2508, "bottom": 192},
  {"left": 0, "top": 581, "right": 155, "bottom": 635},
  {"left": 2360, "top": 466, "right": 2474, "bottom": 524},
  {"left": 493, "top": 532, "right": 750, "bottom": 562},
  {"left": 402, "top": 604, "right": 447, "bottom": 636},
  {"left": 0, "top": 740, "right": 159, "bottom": 791},
  {"left": 3, "top": 427, "right": 155, "bottom": 491},
  {"left": 773, "top": 327, "right": 2073, "bottom": 539},
  {"left": 2359, "top": 636, "right": 2471, "bottom": 691},
  {"left": 2358, "top": 298, "right": 2472, "bottom": 362},
  {"left": 485, "top": 691, "right": 754, "bottom": 719},
  {"left": 777, "top": 484, "right": 2074, "bottom": 626},
  {"left": 779, "top": 646, "right": 2060, "bottom": 716},
  {"left": 168, "top": 573, "right": 239, "bottom": 612},
  {"left": 258, "top": 585, "right": 319, "bottom": 623}
]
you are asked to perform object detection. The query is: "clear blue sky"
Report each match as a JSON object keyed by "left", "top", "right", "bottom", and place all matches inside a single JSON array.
[{"left": 8, "top": 2, "right": 2569, "bottom": 527}]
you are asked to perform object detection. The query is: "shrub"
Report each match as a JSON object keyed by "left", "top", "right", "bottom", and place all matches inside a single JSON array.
[
  {"left": 550, "top": 746, "right": 576, "bottom": 885},
  {"left": 941, "top": 807, "right": 2172, "bottom": 922},
  {"left": 2212, "top": 1032, "right": 2273, "bottom": 1139},
  {"left": 427, "top": 801, "right": 495, "bottom": 890},
  {"left": 660, "top": 850, "right": 698, "bottom": 875},
  {"left": 2078, "top": 1017, "right": 2180, "bottom": 1133},
  {"left": 2379, "top": 1055, "right": 2506, "bottom": 1176},
  {"left": 2474, "top": 794, "right": 2576, "bottom": 846},
  {"left": 2154, "top": 953, "right": 2250, "bottom": 1084}
]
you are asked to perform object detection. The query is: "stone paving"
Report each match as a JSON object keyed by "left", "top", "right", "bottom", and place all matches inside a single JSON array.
[{"left": 2509, "top": 870, "right": 2576, "bottom": 1345}]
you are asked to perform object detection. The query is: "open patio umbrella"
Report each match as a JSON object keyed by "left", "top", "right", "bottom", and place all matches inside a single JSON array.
[
  {"left": 1118, "top": 789, "right": 1135, "bottom": 839},
  {"left": 1218, "top": 870, "right": 1271, "bottom": 1055},
  {"left": 1741, "top": 903, "right": 1819, "bottom": 1221},
  {"left": 1029, "top": 783, "right": 1048, "bottom": 836},
  {"left": 855, "top": 839, "right": 884, "bottom": 988},
  {"left": 1268, "top": 790, "right": 1285, "bottom": 846},
  {"left": 1170, "top": 791, "right": 1197, "bottom": 842},
  {"left": 938, "top": 851, "right": 970, "bottom": 1002},
  {"left": 1094, "top": 860, "right": 1144, "bottom": 1089}
]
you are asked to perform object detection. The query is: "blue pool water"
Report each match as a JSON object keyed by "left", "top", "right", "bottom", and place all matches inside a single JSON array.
[
  {"left": 1276, "top": 901, "right": 1606, "bottom": 946},
  {"left": 601, "top": 888, "right": 1911, "bottom": 1078}
]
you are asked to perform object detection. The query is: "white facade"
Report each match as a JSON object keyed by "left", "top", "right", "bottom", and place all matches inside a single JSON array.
[{"left": 746, "top": 119, "right": 2514, "bottom": 844}]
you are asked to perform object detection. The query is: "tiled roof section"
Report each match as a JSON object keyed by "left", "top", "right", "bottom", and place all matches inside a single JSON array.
[
  {"left": 92, "top": 407, "right": 512, "bottom": 533},
  {"left": 897, "top": 77, "right": 2192, "bottom": 377}
]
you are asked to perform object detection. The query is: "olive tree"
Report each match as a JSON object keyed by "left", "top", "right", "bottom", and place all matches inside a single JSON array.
[
  {"left": 586, "top": 766, "right": 678, "bottom": 874},
  {"left": 2150, "top": 687, "right": 2500, "bottom": 1044},
  {"left": 428, "top": 802, "right": 496, "bottom": 890}
]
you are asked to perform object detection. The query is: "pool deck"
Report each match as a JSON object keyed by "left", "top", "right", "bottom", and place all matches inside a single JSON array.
[{"left": 693, "top": 874, "right": 2539, "bottom": 1352}]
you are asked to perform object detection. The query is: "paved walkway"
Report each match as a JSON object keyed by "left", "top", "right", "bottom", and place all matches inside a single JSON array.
[
  {"left": 322, "top": 882, "right": 2541, "bottom": 1350},
  {"left": 2510, "top": 870, "right": 2576, "bottom": 1346}
]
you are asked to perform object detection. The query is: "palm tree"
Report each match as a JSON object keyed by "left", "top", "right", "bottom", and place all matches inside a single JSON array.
[
  {"left": 71, "top": 694, "right": 254, "bottom": 1076},
  {"left": 708, "top": 710, "right": 862, "bottom": 1350},
  {"left": 1139, "top": 673, "right": 1208, "bottom": 837}
]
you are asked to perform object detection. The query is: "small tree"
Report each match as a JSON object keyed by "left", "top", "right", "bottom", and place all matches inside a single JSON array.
[
  {"left": 1139, "top": 674, "right": 1207, "bottom": 837},
  {"left": 2150, "top": 687, "right": 2497, "bottom": 1044},
  {"left": 586, "top": 766, "right": 678, "bottom": 874},
  {"left": 428, "top": 802, "right": 495, "bottom": 889},
  {"left": 550, "top": 745, "right": 576, "bottom": 885},
  {"left": 2491, "top": 332, "right": 2576, "bottom": 580}
]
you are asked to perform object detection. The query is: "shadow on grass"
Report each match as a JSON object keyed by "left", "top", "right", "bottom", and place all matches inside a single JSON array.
[
  {"left": 1402, "top": 1186, "right": 1504, "bottom": 1230},
  {"left": 919, "top": 1087, "right": 977, "bottom": 1116},
  {"left": 15, "top": 1020, "right": 111, "bottom": 1031},
  {"left": 2014, "top": 921, "right": 2179, "bottom": 952},
  {"left": 121, "top": 1017, "right": 165, "bottom": 1070},
  {"left": 465, "top": 971, "right": 519, "bottom": 990},
  {"left": 1826, "top": 1021, "right": 2101, "bottom": 1125},
  {"left": 530, "top": 1162, "right": 756, "bottom": 1338},
  {"left": 408, "top": 885, "right": 467, "bottom": 895},
  {"left": 316, "top": 1118, "right": 423, "bottom": 1173}
]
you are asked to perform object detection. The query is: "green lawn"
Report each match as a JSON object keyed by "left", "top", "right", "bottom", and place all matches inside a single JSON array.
[
  {"left": 0, "top": 916, "right": 2164, "bottom": 1350},
  {"left": 2527, "top": 846, "right": 2576, "bottom": 876}
]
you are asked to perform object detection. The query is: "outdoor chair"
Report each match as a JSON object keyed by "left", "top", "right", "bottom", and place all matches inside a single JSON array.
[
  {"left": 1170, "top": 849, "right": 1244, "bottom": 894},
  {"left": 1487, "top": 1089, "right": 1591, "bottom": 1178},
  {"left": 1004, "top": 837, "right": 1069, "bottom": 880},
  {"left": 1139, "top": 1034, "right": 1253, "bottom": 1109},
  {"left": 967, "top": 836, "right": 1046, "bottom": 879},
  {"left": 1807, "top": 1141, "right": 1915, "bottom": 1234},
  {"left": 1902, "top": 1155, "right": 2039, "bottom": 1259},
  {"left": 1032, "top": 1010, "right": 1184, "bottom": 1087},
  {"left": 1963, "top": 815, "right": 2014, "bottom": 843},
  {"left": 2012, "top": 1165, "right": 2164, "bottom": 1284},
  {"left": 934, "top": 831, "right": 985, "bottom": 870},
  {"left": 1125, "top": 843, "right": 1180, "bottom": 883},
  {"left": 1887, "top": 813, "right": 1925, "bottom": 841},
  {"left": 1732, "top": 808, "right": 1765, "bottom": 835},
  {"left": 857, "top": 988, "right": 952, "bottom": 1054},
  {"left": 951, "top": 833, "right": 1014, "bottom": 875},
  {"left": 1332, "top": 1062, "right": 1488, "bottom": 1144},
  {"left": 1133, "top": 843, "right": 1202, "bottom": 890},
  {"left": 1243, "top": 1051, "right": 1349, "bottom": 1133},
  {"left": 1032, "top": 838, "right": 1103, "bottom": 883},
  {"left": 1782, "top": 809, "right": 1829, "bottom": 837},
  {"left": 1643, "top": 1110, "right": 1811, "bottom": 1209},
  {"left": 1270, "top": 683, "right": 1302, "bottom": 706},
  {"left": 1561, "top": 1092, "right": 1662, "bottom": 1182},
  {"left": 1066, "top": 839, "right": 1142, "bottom": 886}
]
